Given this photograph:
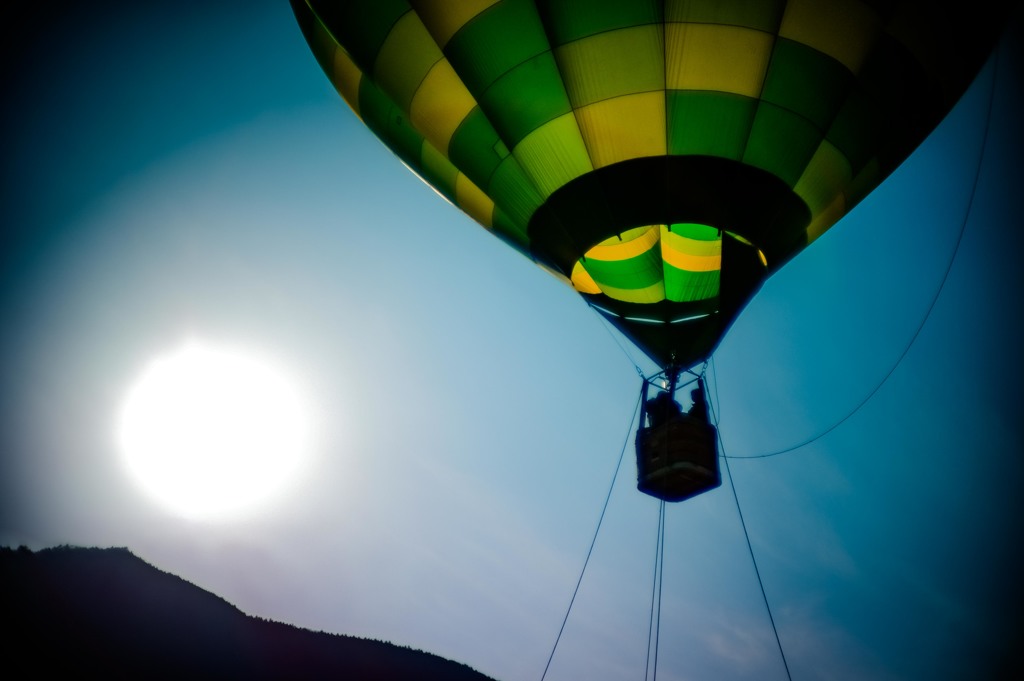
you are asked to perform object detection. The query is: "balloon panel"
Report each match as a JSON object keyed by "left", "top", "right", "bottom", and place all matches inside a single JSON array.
[{"left": 292, "top": 0, "right": 1004, "bottom": 368}]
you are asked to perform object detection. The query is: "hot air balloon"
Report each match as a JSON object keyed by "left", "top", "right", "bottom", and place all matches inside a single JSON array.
[{"left": 290, "top": 0, "right": 1006, "bottom": 501}]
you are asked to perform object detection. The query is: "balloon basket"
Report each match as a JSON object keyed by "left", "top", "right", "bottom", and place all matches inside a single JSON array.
[{"left": 636, "top": 416, "right": 720, "bottom": 502}]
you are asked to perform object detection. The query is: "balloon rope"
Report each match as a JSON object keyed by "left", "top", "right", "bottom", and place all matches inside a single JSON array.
[
  {"left": 724, "top": 46, "right": 1000, "bottom": 461},
  {"left": 539, "top": 389, "right": 640, "bottom": 681},
  {"left": 709, "top": 357, "right": 722, "bottom": 425},
  {"left": 710, "top": 392, "right": 794, "bottom": 681},
  {"left": 644, "top": 500, "right": 666, "bottom": 681},
  {"left": 655, "top": 499, "right": 663, "bottom": 679},
  {"left": 586, "top": 303, "right": 646, "bottom": 378},
  {"left": 653, "top": 501, "right": 666, "bottom": 681}
]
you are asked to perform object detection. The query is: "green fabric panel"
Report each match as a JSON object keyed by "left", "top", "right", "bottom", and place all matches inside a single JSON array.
[
  {"left": 442, "top": 0, "right": 549, "bottom": 95},
  {"left": 539, "top": 0, "right": 661, "bottom": 45},
  {"left": 826, "top": 87, "right": 878, "bottom": 175},
  {"left": 664, "top": 0, "right": 784, "bottom": 32},
  {"left": 491, "top": 205, "right": 531, "bottom": 250},
  {"left": 843, "top": 157, "right": 880, "bottom": 212},
  {"left": 478, "top": 52, "right": 572, "bottom": 147},
  {"left": 670, "top": 223, "right": 720, "bottom": 240},
  {"left": 743, "top": 102, "right": 822, "bottom": 188},
  {"left": 309, "top": 0, "right": 409, "bottom": 73},
  {"left": 761, "top": 38, "right": 853, "bottom": 133},
  {"left": 372, "top": 14, "right": 440, "bottom": 113},
  {"left": 556, "top": 25, "right": 664, "bottom": 108},
  {"left": 664, "top": 264, "right": 719, "bottom": 303},
  {"left": 419, "top": 142, "right": 459, "bottom": 200},
  {"left": 512, "top": 113, "right": 592, "bottom": 198},
  {"left": 794, "top": 140, "right": 852, "bottom": 216},
  {"left": 667, "top": 91, "right": 756, "bottom": 160},
  {"left": 303, "top": 6, "right": 343, "bottom": 79},
  {"left": 582, "top": 249, "right": 663, "bottom": 291},
  {"left": 486, "top": 155, "right": 545, "bottom": 232},
  {"left": 357, "top": 77, "right": 424, "bottom": 167},
  {"left": 448, "top": 106, "right": 508, "bottom": 187}
]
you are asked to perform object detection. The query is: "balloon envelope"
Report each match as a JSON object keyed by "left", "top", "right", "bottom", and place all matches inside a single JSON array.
[{"left": 291, "top": 0, "right": 1005, "bottom": 368}]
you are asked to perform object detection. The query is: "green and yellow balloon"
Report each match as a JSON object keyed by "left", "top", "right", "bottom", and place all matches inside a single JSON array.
[{"left": 291, "top": 0, "right": 1004, "bottom": 369}]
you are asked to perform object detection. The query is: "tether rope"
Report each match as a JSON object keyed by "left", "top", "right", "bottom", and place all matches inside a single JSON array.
[
  {"left": 710, "top": 391, "right": 794, "bottom": 681},
  {"left": 539, "top": 390, "right": 641, "bottom": 681},
  {"left": 644, "top": 500, "right": 667, "bottom": 681},
  {"left": 710, "top": 356, "right": 723, "bottom": 426},
  {"left": 587, "top": 303, "right": 646, "bottom": 378},
  {"left": 724, "top": 48, "right": 1000, "bottom": 461},
  {"left": 653, "top": 501, "right": 667, "bottom": 681}
]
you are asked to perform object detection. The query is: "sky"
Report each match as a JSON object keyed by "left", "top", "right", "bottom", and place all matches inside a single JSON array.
[{"left": 1, "top": 3, "right": 1021, "bottom": 680}]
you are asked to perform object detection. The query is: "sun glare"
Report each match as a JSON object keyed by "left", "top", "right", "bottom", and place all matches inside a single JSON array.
[{"left": 117, "top": 340, "right": 310, "bottom": 520}]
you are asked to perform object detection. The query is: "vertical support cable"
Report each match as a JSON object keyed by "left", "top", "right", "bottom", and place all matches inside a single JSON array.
[
  {"left": 652, "top": 500, "right": 666, "bottom": 681},
  {"left": 540, "top": 391, "right": 641, "bottom": 681},
  {"left": 644, "top": 500, "right": 666, "bottom": 681},
  {"left": 709, "top": 376, "right": 794, "bottom": 681},
  {"left": 722, "top": 455, "right": 793, "bottom": 681}
]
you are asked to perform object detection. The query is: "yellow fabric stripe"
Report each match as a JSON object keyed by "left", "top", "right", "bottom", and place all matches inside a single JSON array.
[
  {"left": 570, "top": 261, "right": 602, "bottom": 294},
  {"left": 727, "top": 231, "right": 754, "bottom": 247},
  {"left": 373, "top": 11, "right": 442, "bottom": 113},
  {"left": 806, "top": 193, "right": 845, "bottom": 244},
  {"left": 409, "top": 60, "right": 477, "bottom": 156},
  {"left": 661, "top": 228, "right": 721, "bottom": 272},
  {"left": 593, "top": 279, "right": 666, "bottom": 304},
  {"left": 511, "top": 113, "right": 593, "bottom": 199},
  {"left": 779, "top": 0, "right": 880, "bottom": 73},
  {"left": 666, "top": 23, "right": 773, "bottom": 98},
  {"left": 661, "top": 247, "right": 721, "bottom": 272},
  {"left": 331, "top": 47, "right": 364, "bottom": 117},
  {"left": 411, "top": 0, "right": 500, "bottom": 48},
  {"left": 556, "top": 25, "right": 665, "bottom": 108},
  {"left": 455, "top": 173, "right": 494, "bottom": 228},
  {"left": 575, "top": 91, "right": 666, "bottom": 168},
  {"left": 662, "top": 228, "right": 722, "bottom": 256},
  {"left": 585, "top": 225, "right": 660, "bottom": 261},
  {"left": 420, "top": 141, "right": 458, "bottom": 191},
  {"left": 307, "top": 13, "right": 362, "bottom": 117},
  {"left": 794, "top": 140, "right": 852, "bottom": 216}
]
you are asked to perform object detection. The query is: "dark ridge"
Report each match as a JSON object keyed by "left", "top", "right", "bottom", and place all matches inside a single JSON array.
[{"left": 0, "top": 545, "right": 498, "bottom": 681}]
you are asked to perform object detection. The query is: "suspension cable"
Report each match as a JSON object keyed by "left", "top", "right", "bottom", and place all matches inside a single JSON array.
[
  {"left": 586, "top": 302, "right": 646, "bottom": 378},
  {"left": 709, "top": 388, "right": 793, "bottom": 681},
  {"left": 653, "top": 501, "right": 666, "bottom": 681},
  {"left": 644, "top": 500, "right": 666, "bottom": 681},
  {"left": 646, "top": 360, "right": 707, "bottom": 385},
  {"left": 709, "top": 356, "right": 722, "bottom": 424},
  {"left": 723, "top": 47, "right": 1000, "bottom": 461},
  {"left": 540, "top": 390, "right": 641, "bottom": 681}
]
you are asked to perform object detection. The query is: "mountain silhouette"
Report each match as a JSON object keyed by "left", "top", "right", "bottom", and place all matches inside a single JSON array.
[{"left": 1, "top": 545, "right": 498, "bottom": 680}]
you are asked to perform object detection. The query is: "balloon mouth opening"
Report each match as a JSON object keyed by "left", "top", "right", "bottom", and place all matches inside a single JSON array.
[
  {"left": 570, "top": 224, "right": 766, "bottom": 305},
  {"left": 590, "top": 304, "right": 716, "bottom": 326}
]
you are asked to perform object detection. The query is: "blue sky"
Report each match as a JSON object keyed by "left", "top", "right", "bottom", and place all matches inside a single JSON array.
[{"left": 1, "top": 3, "right": 1021, "bottom": 680}]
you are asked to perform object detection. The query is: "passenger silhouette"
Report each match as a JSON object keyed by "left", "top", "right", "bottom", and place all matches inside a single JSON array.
[
  {"left": 689, "top": 379, "right": 708, "bottom": 422},
  {"left": 646, "top": 390, "right": 681, "bottom": 428}
]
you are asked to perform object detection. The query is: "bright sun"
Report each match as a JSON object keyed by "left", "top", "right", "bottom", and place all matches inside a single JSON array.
[{"left": 117, "top": 340, "right": 311, "bottom": 520}]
